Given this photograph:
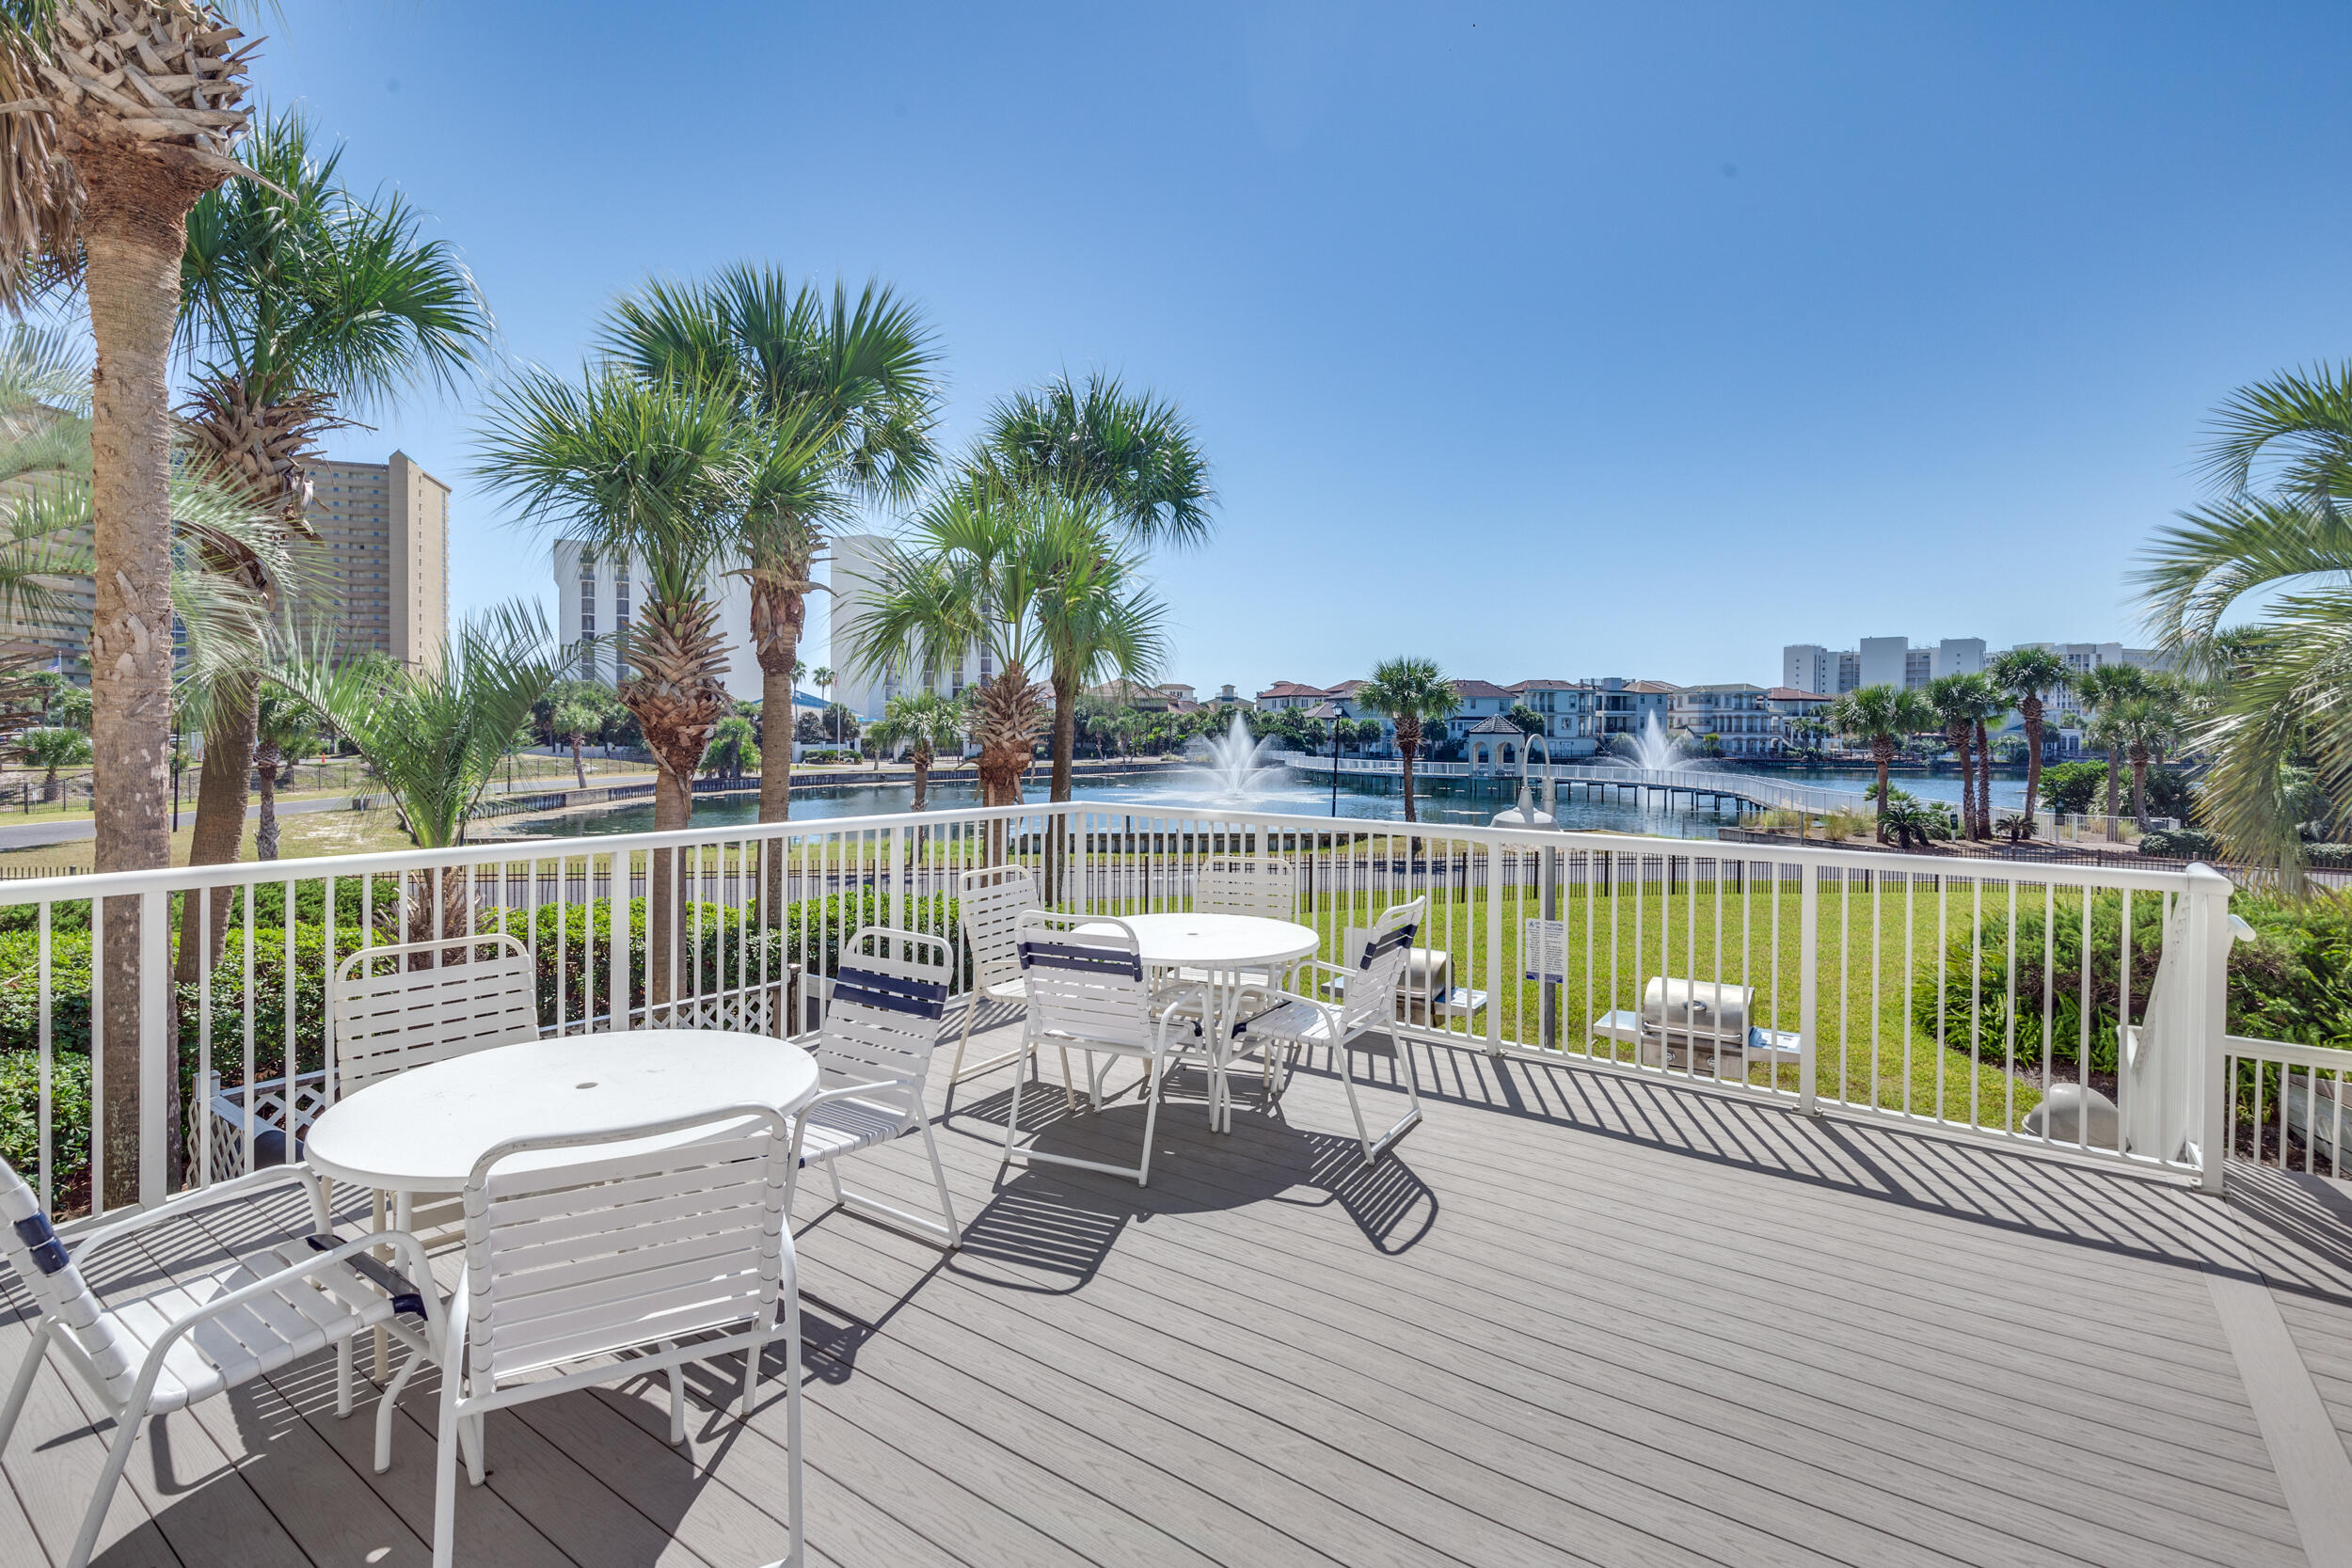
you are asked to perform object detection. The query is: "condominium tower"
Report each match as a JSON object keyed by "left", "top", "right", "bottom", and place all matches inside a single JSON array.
[{"left": 303, "top": 451, "right": 451, "bottom": 667}]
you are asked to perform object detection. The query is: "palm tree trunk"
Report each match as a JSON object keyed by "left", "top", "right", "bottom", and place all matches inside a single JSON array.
[
  {"left": 2022, "top": 699, "right": 2045, "bottom": 831},
  {"left": 1973, "top": 720, "right": 1993, "bottom": 840},
  {"left": 1399, "top": 721, "right": 1421, "bottom": 824},
  {"left": 2130, "top": 745, "right": 2149, "bottom": 827},
  {"left": 752, "top": 582, "right": 802, "bottom": 826},
  {"left": 84, "top": 150, "right": 217, "bottom": 1209},
  {"left": 177, "top": 674, "right": 256, "bottom": 989},
  {"left": 40, "top": 764, "right": 57, "bottom": 803},
  {"left": 2105, "top": 752, "right": 2122, "bottom": 840},
  {"left": 254, "top": 745, "right": 281, "bottom": 860},
  {"left": 1950, "top": 723, "right": 1976, "bottom": 837},
  {"left": 912, "top": 748, "right": 931, "bottom": 812},
  {"left": 1874, "top": 740, "right": 1894, "bottom": 839},
  {"left": 1049, "top": 667, "right": 1077, "bottom": 804},
  {"left": 568, "top": 735, "right": 586, "bottom": 788}
]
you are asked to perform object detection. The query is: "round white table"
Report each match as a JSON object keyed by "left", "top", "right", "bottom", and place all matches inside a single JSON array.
[
  {"left": 1084, "top": 912, "right": 1318, "bottom": 1132},
  {"left": 306, "top": 1030, "right": 820, "bottom": 1195}
]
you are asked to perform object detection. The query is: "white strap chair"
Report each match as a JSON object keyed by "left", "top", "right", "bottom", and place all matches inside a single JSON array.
[
  {"left": 1006, "top": 912, "right": 1203, "bottom": 1186},
  {"left": 434, "top": 1107, "right": 802, "bottom": 1568},
  {"left": 1234, "top": 896, "right": 1429, "bottom": 1164},
  {"left": 787, "top": 927, "right": 960, "bottom": 1248},
  {"left": 333, "top": 933, "right": 539, "bottom": 1232},
  {"left": 0, "top": 1160, "right": 442, "bottom": 1568},
  {"left": 948, "top": 865, "right": 1073, "bottom": 1103},
  {"left": 1184, "top": 856, "right": 1301, "bottom": 996}
]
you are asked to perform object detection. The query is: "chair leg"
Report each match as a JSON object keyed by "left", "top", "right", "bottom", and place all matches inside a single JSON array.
[
  {"left": 918, "top": 1113, "right": 961, "bottom": 1247},
  {"left": 336, "top": 1336, "right": 355, "bottom": 1418},
  {"left": 432, "top": 1374, "right": 462, "bottom": 1568},
  {"left": 1057, "top": 1043, "right": 1077, "bottom": 1112},
  {"left": 1339, "top": 1041, "right": 1375, "bottom": 1162},
  {"left": 783, "top": 1259, "right": 805, "bottom": 1568},
  {"left": 1003, "top": 1040, "right": 1028, "bottom": 1164},
  {"left": 666, "top": 1355, "right": 687, "bottom": 1445},
  {"left": 65, "top": 1405, "right": 144, "bottom": 1568},
  {"left": 947, "top": 989, "right": 980, "bottom": 1083},
  {"left": 0, "top": 1322, "right": 53, "bottom": 1454},
  {"left": 373, "top": 1342, "right": 425, "bottom": 1474},
  {"left": 1136, "top": 1057, "right": 1163, "bottom": 1187},
  {"left": 466, "top": 1415, "right": 486, "bottom": 1486}
]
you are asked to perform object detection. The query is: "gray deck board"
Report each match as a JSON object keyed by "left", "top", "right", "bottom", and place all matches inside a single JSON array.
[{"left": 0, "top": 1017, "right": 2338, "bottom": 1566}]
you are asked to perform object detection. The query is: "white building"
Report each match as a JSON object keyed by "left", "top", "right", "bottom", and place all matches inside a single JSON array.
[
  {"left": 1783, "top": 634, "right": 1985, "bottom": 694},
  {"left": 552, "top": 537, "right": 761, "bottom": 699},
  {"left": 828, "top": 532, "right": 992, "bottom": 719}
]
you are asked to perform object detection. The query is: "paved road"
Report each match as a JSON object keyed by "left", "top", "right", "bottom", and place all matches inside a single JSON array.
[{"left": 0, "top": 792, "right": 379, "bottom": 852}]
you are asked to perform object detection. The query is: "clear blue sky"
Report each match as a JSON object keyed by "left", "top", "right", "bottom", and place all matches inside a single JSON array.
[{"left": 235, "top": 1, "right": 2352, "bottom": 694}]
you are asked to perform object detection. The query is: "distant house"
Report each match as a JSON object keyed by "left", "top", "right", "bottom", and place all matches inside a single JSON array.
[
  {"left": 1670, "top": 682, "right": 1770, "bottom": 756},
  {"left": 1763, "top": 687, "right": 1833, "bottom": 754},
  {"left": 1089, "top": 680, "right": 1198, "bottom": 713},
  {"left": 1255, "top": 681, "right": 1333, "bottom": 711}
]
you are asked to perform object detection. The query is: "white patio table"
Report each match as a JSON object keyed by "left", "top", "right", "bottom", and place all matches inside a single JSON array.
[
  {"left": 306, "top": 1030, "right": 819, "bottom": 1378},
  {"left": 1079, "top": 912, "right": 1318, "bottom": 1132},
  {"left": 305, "top": 1030, "right": 820, "bottom": 1196}
]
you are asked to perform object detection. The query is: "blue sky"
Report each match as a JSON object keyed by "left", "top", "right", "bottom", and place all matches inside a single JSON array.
[{"left": 231, "top": 1, "right": 2352, "bottom": 694}]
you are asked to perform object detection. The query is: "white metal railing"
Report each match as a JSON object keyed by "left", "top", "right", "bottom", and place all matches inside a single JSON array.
[
  {"left": 2219, "top": 1034, "right": 2352, "bottom": 1180},
  {"left": 0, "top": 799, "right": 2250, "bottom": 1226}
]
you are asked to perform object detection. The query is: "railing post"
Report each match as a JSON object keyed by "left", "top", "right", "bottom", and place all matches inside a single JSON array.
[
  {"left": 1797, "top": 860, "right": 1820, "bottom": 1115},
  {"left": 608, "top": 847, "right": 629, "bottom": 1034},
  {"left": 1485, "top": 837, "right": 1503, "bottom": 1054},
  {"left": 139, "top": 887, "right": 167, "bottom": 1203},
  {"left": 2186, "top": 862, "right": 2233, "bottom": 1194}
]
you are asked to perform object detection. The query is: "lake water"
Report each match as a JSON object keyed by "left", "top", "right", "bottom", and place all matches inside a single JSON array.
[
  {"left": 511, "top": 760, "right": 2026, "bottom": 840},
  {"left": 516, "top": 767, "right": 1744, "bottom": 838}
]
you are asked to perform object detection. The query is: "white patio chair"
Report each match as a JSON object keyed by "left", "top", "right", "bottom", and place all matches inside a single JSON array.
[
  {"left": 948, "top": 865, "right": 1074, "bottom": 1103},
  {"left": 786, "top": 927, "right": 961, "bottom": 1249},
  {"left": 433, "top": 1106, "right": 802, "bottom": 1568},
  {"left": 1182, "top": 856, "right": 1302, "bottom": 998},
  {"left": 196, "top": 932, "right": 536, "bottom": 1186},
  {"left": 334, "top": 932, "right": 539, "bottom": 1232},
  {"left": 1233, "top": 896, "right": 1430, "bottom": 1164},
  {"left": 0, "top": 1159, "right": 443, "bottom": 1568},
  {"left": 1006, "top": 912, "right": 1203, "bottom": 1186}
]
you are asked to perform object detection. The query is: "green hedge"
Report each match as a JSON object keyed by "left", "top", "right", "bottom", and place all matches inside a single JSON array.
[
  {"left": 1919, "top": 888, "right": 2352, "bottom": 1068},
  {"left": 0, "top": 890, "right": 968, "bottom": 1202}
]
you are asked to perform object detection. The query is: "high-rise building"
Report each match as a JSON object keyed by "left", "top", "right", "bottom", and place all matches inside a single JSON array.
[
  {"left": 1783, "top": 635, "right": 1983, "bottom": 693},
  {"left": 550, "top": 537, "right": 760, "bottom": 698},
  {"left": 303, "top": 451, "right": 450, "bottom": 667},
  {"left": 828, "top": 532, "right": 995, "bottom": 717}
]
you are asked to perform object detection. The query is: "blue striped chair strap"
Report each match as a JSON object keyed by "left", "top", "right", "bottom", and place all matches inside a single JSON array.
[
  {"left": 1019, "top": 940, "right": 1143, "bottom": 981},
  {"left": 834, "top": 964, "right": 949, "bottom": 1020},
  {"left": 1359, "top": 923, "right": 1420, "bottom": 969},
  {"left": 12, "top": 1213, "right": 67, "bottom": 1275}
]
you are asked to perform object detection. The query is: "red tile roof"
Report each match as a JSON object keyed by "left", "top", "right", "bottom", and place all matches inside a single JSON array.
[
  {"left": 1450, "top": 679, "right": 1516, "bottom": 700},
  {"left": 1255, "top": 681, "right": 1332, "bottom": 700}
]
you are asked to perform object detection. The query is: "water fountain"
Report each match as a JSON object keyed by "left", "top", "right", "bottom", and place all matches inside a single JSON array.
[
  {"left": 1192, "top": 712, "right": 1282, "bottom": 803},
  {"left": 1613, "top": 711, "right": 1687, "bottom": 772}
]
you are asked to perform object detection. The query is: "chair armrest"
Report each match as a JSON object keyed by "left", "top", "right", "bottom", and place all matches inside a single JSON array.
[
  {"left": 71, "top": 1164, "right": 326, "bottom": 1268},
  {"left": 136, "top": 1229, "right": 442, "bottom": 1376}
]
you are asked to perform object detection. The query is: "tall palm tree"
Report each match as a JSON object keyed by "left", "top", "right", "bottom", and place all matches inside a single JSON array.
[
  {"left": 1987, "top": 645, "right": 2069, "bottom": 829},
  {"left": 268, "top": 602, "right": 561, "bottom": 935},
  {"left": 1354, "top": 657, "right": 1459, "bottom": 824},
  {"left": 1827, "top": 684, "right": 1935, "bottom": 842},
  {"left": 2106, "top": 690, "right": 2185, "bottom": 829},
  {"left": 475, "top": 369, "right": 743, "bottom": 1000},
  {"left": 866, "top": 688, "right": 964, "bottom": 810},
  {"left": 19, "top": 722, "right": 86, "bottom": 800},
  {"left": 174, "top": 105, "right": 490, "bottom": 895},
  {"left": 0, "top": 4, "right": 263, "bottom": 1206},
  {"left": 550, "top": 692, "right": 602, "bottom": 787},
  {"left": 848, "top": 481, "right": 1133, "bottom": 811},
  {"left": 1924, "top": 673, "right": 1982, "bottom": 837},
  {"left": 979, "top": 372, "right": 1213, "bottom": 803},
  {"left": 600, "top": 267, "right": 941, "bottom": 826}
]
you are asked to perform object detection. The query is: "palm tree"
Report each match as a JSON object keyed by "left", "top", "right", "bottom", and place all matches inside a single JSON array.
[
  {"left": 1354, "top": 657, "right": 1459, "bottom": 824},
  {"left": 2106, "top": 689, "right": 2185, "bottom": 830},
  {"left": 1987, "top": 645, "right": 2069, "bottom": 828},
  {"left": 549, "top": 692, "right": 602, "bottom": 787},
  {"left": 476, "top": 368, "right": 744, "bottom": 1004},
  {"left": 1828, "top": 684, "right": 1935, "bottom": 841},
  {"left": 247, "top": 687, "right": 311, "bottom": 860},
  {"left": 979, "top": 372, "right": 1211, "bottom": 804},
  {"left": 18, "top": 723, "right": 86, "bottom": 801},
  {"left": 0, "top": 6, "right": 264, "bottom": 1206},
  {"left": 175, "top": 105, "right": 490, "bottom": 895},
  {"left": 267, "top": 603, "right": 561, "bottom": 937},
  {"left": 700, "top": 713, "right": 758, "bottom": 784},
  {"left": 866, "top": 689, "right": 964, "bottom": 810},
  {"left": 848, "top": 482, "right": 1130, "bottom": 811},
  {"left": 1924, "top": 673, "right": 1982, "bottom": 837},
  {"left": 812, "top": 665, "right": 834, "bottom": 742},
  {"left": 601, "top": 267, "right": 941, "bottom": 827},
  {"left": 2069, "top": 662, "right": 2146, "bottom": 825}
]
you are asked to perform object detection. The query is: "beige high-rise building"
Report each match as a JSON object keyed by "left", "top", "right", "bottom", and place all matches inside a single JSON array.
[{"left": 303, "top": 451, "right": 450, "bottom": 666}]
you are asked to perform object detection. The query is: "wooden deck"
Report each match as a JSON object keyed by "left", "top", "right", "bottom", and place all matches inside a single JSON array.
[{"left": 6, "top": 1012, "right": 2351, "bottom": 1568}]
